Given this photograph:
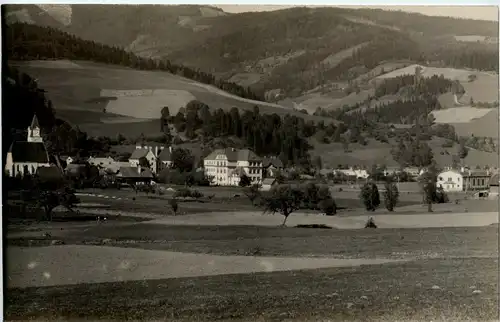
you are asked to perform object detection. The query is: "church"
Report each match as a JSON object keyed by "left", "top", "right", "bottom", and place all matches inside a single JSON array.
[{"left": 5, "top": 115, "right": 51, "bottom": 177}]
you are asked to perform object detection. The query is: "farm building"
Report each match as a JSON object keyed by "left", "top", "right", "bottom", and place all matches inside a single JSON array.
[
  {"left": 116, "top": 166, "right": 154, "bottom": 184},
  {"left": 437, "top": 169, "right": 491, "bottom": 192}
]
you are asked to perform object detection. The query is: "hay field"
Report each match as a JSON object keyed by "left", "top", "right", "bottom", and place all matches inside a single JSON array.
[
  {"left": 227, "top": 73, "right": 263, "bottom": 87},
  {"left": 450, "top": 108, "right": 499, "bottom": 137},
  {"left": 431, "top": 107, "right": 493, "bottom": 123}
]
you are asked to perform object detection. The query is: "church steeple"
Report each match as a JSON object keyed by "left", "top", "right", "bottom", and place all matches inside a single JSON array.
[{"left": 27, "top": 114, "right": 43, "bottom": 143}]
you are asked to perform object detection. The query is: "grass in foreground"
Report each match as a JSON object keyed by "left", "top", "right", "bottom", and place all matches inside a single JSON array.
[
  {"left": 8, "top": 224, "right": 498, "bottom": 260},
  {"left": 6, "top": 258, "right": 498, "bottom": 321}
]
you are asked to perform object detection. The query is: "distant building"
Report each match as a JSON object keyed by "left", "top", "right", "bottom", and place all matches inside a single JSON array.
[
  {"left": 87, "top": 156, "right": 115, "bottom": 167},
  {"left": 437, "top": 169, "right": 491, "bottom": 192},
  {"left": 116, "top": 166, "right": 154, "bottom": 184},
  {"left": 5, "top": 115, "right": 51, "bottom": 177},
  {"left": 334, "top": 168, "right": 369, "bottom": 179},
  {"left": 488, "top": 173, "right": 499, "bottom": 196},
  {"left": 203, "top": 148, "right": 263, "bottom": 186},
  {"left": 129, "top": 145, "right": 165, "bottom": 174},
  {"left": 262, "top": 156, "right": 284, "bottom": 178},
  {"left": 157, "top": 146, "right": 173, "bottom": 171}
]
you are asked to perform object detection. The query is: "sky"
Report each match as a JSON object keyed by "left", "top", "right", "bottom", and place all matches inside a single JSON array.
[{"left": 215, "top": 5, "right": 499, "bottom": 22}]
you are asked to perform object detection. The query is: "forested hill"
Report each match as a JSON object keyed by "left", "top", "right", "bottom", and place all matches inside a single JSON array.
[{"left": 4, "top": 22, "right": 264, "bottom": 101}]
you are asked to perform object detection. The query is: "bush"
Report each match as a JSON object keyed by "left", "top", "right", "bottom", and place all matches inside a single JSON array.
[
  {"left": 318, "top": 198, "right": 337, "bottom": 216},
  {"left": 173, "top": 188, "right": 204, "bottom": 199},
  {"left": 365, "top": 217, "right": 377, "bottom": 228},
  {"left": 383, "top": 180, "right": 399, "bottom": 212}
]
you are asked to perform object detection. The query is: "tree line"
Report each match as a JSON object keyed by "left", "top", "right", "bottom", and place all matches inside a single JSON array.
[{"left": 5, "top": 23, "right": 264, "bottom": 101}]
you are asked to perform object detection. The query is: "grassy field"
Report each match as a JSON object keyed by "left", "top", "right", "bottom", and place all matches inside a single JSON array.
[
  {"left": 6, "top": 182, "right": 499, "bottom": 321},
  {"left": 11, "top": 60, "right": 333, "bottom": 137},
  {"left": 5, "top": 256, "right": 498, "bottom": 321}
]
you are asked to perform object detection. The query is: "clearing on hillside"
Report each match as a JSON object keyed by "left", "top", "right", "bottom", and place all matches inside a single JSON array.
[
  {"left": 431, "top": 107, "right": 493, "bottom": 123},
  {"left": 376, "top": 64, "right": 493, "bottom": 82},
  {"left": 321, "top": 42, "right": 370, "bottom": 68}
]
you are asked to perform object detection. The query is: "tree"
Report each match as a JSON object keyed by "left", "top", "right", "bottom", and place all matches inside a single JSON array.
[
  {"left": 383, "top": 179, "right": 399, "bottom": 212},
  {"left": 36, "top": 188, "right": 80, "bottom": 221},
  {"left": 360, "top": 182, "right": 380, "bottom": 211},
  {"left": 318, "top": 197, "right": 337, "bottom": 216},
  {"left": 171, "top": 148, "right": 195, "bottom": 172},
  {"left": 169, "top": 198, "right": 178, "bottom": 215},
  {"left": 419, "top": 166, "right": 438, "bottom": 213},
  {"left": 239, "top": 174, "right": 252, "bottom": 187},
  {"left": 243, "top": 184, "right": 261, "bottom": 206},
  {"left": 262, "top": 185, "right": 304, "bottom": 226},
  {"left": 458, "top": 140, "right": 469, "bottom": 164}
]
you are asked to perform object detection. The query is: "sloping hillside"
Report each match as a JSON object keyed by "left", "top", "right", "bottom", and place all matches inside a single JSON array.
[
  {"left": 5, "top": 5, "right": 498, "bottom": 103},
  {"left": 11, "top": 60, "right": 331, "bottom": 138}
]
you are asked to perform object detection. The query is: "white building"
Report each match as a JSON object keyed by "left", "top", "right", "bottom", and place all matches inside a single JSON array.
[
  {"left": 88, "top": 156, "right": 115, "bottom": 167},
  {"left": 203, "top": 148, "right": 263, "bottom": 186},
  {"left": 436, "top": 170, "right": 463, "bottom": 192},
  {"left": 129, "top": 145, "right": 164, "bottom": 174},
  {"left": 437, "top": 168, "right": 491, "bottom": 192},
  {"left": 5, "top": 115, "right": 51, "bottom": 177},
  {"left": 334, "top": 168, "right": 369, "bottom": 179}
]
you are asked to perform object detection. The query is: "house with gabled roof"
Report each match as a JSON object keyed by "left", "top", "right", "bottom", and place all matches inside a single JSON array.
[
  {"left": 262, "top": 156, "right": 284, "bottom": 178},
  {"left": 203, "top": 147, "right": 263, "bottom": 186},
  {"left": 157, "top": 146, "right": 173, "bottom": 171},
  {"left": 5, "top": 115, "right": 51, "bottom": 177},
  {"left": 129, "top": 145, "right": 161, "bottom": 174}
]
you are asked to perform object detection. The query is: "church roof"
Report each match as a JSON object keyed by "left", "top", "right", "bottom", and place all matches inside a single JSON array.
[
  {"left": 9, "top": 141, "right": 49, "bottom": 163},
  {"left": 30, "top": 115, "right": 40, "bottom": 129}
]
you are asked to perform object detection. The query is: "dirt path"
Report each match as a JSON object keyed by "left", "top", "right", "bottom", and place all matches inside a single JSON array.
[{"left": 6, "top": 245, "right": 407, "bottom": 288}]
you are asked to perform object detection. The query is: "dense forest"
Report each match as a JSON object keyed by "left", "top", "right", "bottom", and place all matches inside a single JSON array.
[
  {"left": 163, "top": 101, "right": 318, "bottom": 167},
  {"left": 5, "top": 23, "right": 264, "bottom": 101}
]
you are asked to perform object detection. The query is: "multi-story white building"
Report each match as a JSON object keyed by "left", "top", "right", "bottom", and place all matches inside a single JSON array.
[{"left": 203, "top": 148, "right": 263, "bottom": 186}]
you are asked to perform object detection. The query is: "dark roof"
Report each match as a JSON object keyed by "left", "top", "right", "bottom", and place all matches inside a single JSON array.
[
  {"left": 30, "top": 115, "right": 40, "bottom": 129},
  {"left": 9, "top": 141, "right": 49, "bottom": 163},
  {"left": 36, "top": 166, "right": 63, "bottom": 181},
  {"left": 205, "top": 148, "right": 261, "bottom": 162},
  {"left": 158, "top": 148, "right": 172, "bottom": 162},
  {"left": 129, "top": 149, "right": 151, "bottom": 160},
  {"left": 117, "top": 166, "right": 153, "bottom": 179},
  {"left": 263, "top": 157, "right": 283, "bottom": 168},
  {"left": 461, "top": 170, "right": 490, "bottom": 178}
]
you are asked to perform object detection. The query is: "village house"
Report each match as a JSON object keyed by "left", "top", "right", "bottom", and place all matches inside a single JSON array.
[
  {"left": 203, "top": 148, "right": 263, "bottom": 186},
  {"left": 116, "top": 166, "right": 154, "bottom": 185},
  {"left": 129, "top": 145, "right": 165, "bottom": 174},
  {"left": 262, "top": 156, "right": 284, "bottom": 178},
  {"left": 334, "top": 167, "right": 369, "bottom": 179},
  {"left": 5, "top": 115, "right": 51, "bottom": 177},
  {"left": 87, "top": 156, "right": 115, "bottom": 168},
  {"left": 157, "top": 146, "right": 173, "bottom": 171},
  {"left": 437, "top": 168, "right": 491, "bottom": 192}
]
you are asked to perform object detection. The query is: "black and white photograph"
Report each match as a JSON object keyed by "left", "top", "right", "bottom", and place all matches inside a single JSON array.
[{"left": 2, "top": 4, "right": 499, "bottom": 321}]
